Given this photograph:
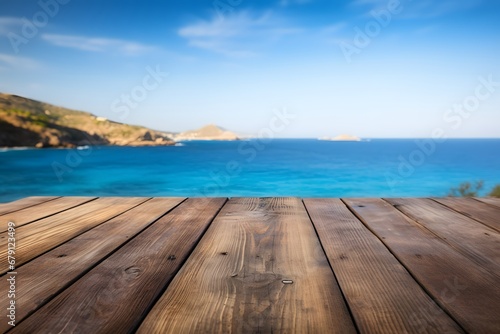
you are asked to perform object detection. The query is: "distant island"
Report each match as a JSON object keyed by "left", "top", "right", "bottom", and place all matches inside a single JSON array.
[
  {"left": 174, "top": 124, "right": 240, "bottom": 141},
  {"left": 319, "top": 134, "right": 361, "bottom": 142},
  {"left": 0, "top": 93, "right": 175, "bottom": 148}
]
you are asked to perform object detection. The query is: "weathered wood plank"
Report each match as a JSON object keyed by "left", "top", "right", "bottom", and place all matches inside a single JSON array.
[
  {"left": 0, "top": 196, "right": 96, "bottom": 233},
  {"left": 433, "top": 197, "right": 500, "bottom": 233},
  {"left": 0, "top": 196, "right": 58, "bottom": 216},
  {"left": 0, "top": 197, "right": 147, "bottom": 274},
  {"left": 304, "top": 198, "right": 463, "bottom": 334},
  {"left": 386, "top": 198, "right": 500, "bottom": 277},
  {"left": 138, "top": 198, "right": 356, "bottom": 334},
  {"left": 475, "top": 197, "right": 500, "bottom": 209},
  {"left": 344, "top": 198, "right": 500, "bottom": 333},
  {"left": 0, "top": 197, "right": 185, "bottom": 333},
  {"left": 11, "top": 198, "right": 226, "bottom": 334}
]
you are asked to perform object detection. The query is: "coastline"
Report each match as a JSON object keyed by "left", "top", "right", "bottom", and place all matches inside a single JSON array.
[
  {"left": 2, "top": 139, "right": 500, "bottom": 204},
  {"left": 0, "top": 141, "right": 176, "bottom": 150}
]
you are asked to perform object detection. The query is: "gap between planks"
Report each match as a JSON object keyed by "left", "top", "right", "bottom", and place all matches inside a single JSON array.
[
  {"left": 0, "top": 197, "right": 186, "bottom": 333},
  {"left": 344, "top": 198, "right": 500, "bottom": 333},
  {"left": 0, "top": 197, "right": 98, "bottom": 233},
  {"left": 0, "top": 196, "right": 60, "bottom": 216},
  {"left": 385, "top": 198, "right": 500, "bottom": 278},
  {"left": 10, "top": 198, "right": 226, "bottom": 333},
  {"left": 305, "top": 198, "right": 463, "bottom": 334},
  {"left": 431, "top": 197, "right": 500, "bottom": 233},
  {"left": 138, "top": 197, "right": 356, "bottom": 334},
  {"left": 0, "top": 197, "right": 150, "bottom": 275}
]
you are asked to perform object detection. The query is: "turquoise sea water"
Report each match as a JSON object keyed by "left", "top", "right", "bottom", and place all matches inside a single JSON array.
[{"left": 1, "top": 139, "right": 499, "bottom": 203}]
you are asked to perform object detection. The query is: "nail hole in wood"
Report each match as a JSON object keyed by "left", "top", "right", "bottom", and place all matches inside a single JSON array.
[
  {"left": 168, "top": 255, "right": 176, "bottom": 260},
  {"left": 221, "top": 252, "right": 228, "bottom": 255}
]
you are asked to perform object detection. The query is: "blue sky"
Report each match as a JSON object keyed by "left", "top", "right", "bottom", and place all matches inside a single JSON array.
[{"left": 1, "top": 0, "right": 499, "bottom": 137}]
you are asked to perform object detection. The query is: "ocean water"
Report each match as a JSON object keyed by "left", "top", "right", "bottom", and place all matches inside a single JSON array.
[{"left": 1, "top": 139, "right": 499, "bottom": 203}]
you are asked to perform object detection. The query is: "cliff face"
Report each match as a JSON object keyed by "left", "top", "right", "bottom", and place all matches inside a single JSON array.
[
  {"left": 0, "top": 93, "right": 175, "bottom": 148},
  {"left": 175, "top": 124, "right": 239, "bottom": 141}
]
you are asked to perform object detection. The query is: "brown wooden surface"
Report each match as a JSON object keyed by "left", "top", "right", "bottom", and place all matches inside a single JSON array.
[
  {"left": 385, "top": 198, "right": 500, "bottom": 277},
  {"left": 344, "top": 198, "right": 500, "bottom": 333},
  {"left": 12, "top": 198, "right": 226, "bottom": 334},
  {"left": 304, "top": 198, "right": 463, "bottom": 334},
  {"left": 0, "top": 197, "right": 147, "bottom": 274},
  {"left": 0, "top": 197, "right": 185, "bottom": 333},
  {"left": 1, "top": 196, "right": 499, "bottom": 333},
  {"left": 138, "top": 197, "right": 356, "bottom": 334},
  {"left": 475, "top": 197, "right": 500, "bottom": 208},
  {"left": 433, "top": 197, "right": 500, "bottom": 232},
  {"left": 0, "top": 196, "right": 96, "bottom": 233},
  {"left": 0, "top": 196, "right": 58, "bottom": 216}
]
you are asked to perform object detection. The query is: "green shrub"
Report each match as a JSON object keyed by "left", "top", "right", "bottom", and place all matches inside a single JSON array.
[
  {"left": 6, "top": 109, "right": 30, "bottom": 117},
  {"left": 489, "top": 185, "right": 500, "bottom": 198},
  {"left": 448, "top": 180, "right": 484, "bottom": 197}
]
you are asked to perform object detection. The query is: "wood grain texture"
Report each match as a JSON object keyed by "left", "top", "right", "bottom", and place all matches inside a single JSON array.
[
  {"left": 0, "top": 197, "right": 147, "bottom": 274},
  {"left": 11, "top": 198, "right": 226, "bottom": 334},
  {"left": 304, "top": 198, "right": 463, "bottom": 334},
  {"left": 0, "top": 196, "right": 96, "bottom": 232},
  {"left": 0, "top": 196, "right": 58, "bottom": 216},
  {"left": 4, "top": 196, "right": 500, "bottom": 333},
  {"left": 475, "top": 197, "right": 500, "bottom": 208},
  {"left": 433, "top": 197, "right": 500, "bottom": 233},
  {"left": 138, "top": 198, "right": 356, "bottom": 334},
  {"left": 344, "top": 198, "right": 500, "bottom": 333},
  {"left": 386, "top": 198, "right": 500, "bottom": 277},
  {"left": 0, "top": 197, "right": 184, "bottom": 333}
]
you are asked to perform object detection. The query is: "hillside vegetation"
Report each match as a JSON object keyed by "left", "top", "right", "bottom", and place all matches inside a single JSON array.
[
  {"left": 0, "top": 93, "right": 174, "bottom": 148},
  {"left": 449, "top": 180, "right": 500, "bottom": 198}
]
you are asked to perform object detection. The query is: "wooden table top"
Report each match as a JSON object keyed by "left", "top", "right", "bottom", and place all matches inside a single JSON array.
[{"left": 1, "top": 196, "right": 499, "bottom": 333}]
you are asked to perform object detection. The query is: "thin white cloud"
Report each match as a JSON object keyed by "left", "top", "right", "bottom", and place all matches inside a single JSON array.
[
  {"left": 178, "top": 11, "right": 302, "bottom": 57},
  {"left": 0, "top": 53, "right": 39, "bottom": 69},
  {"left": 352, "top": 0, "right": 483, "bottom": 18},
  {"left": 41, "top": 34, "right": 154, "bottom": 55},
  {"left": 0, "top": 17, "right": 23, "bottom": 35}
]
